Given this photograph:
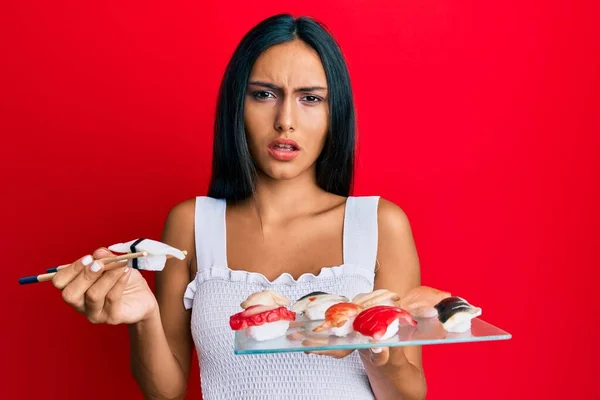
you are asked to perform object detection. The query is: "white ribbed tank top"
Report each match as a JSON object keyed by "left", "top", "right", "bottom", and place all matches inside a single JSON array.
[{"left": 183, "top": 196, "right": 380, "bottom": 400}]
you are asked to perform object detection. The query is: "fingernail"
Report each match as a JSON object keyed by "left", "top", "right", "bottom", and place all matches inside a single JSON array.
[
  {"left": 371, "top": 347, "right": 383, "bottom": 354},
  {"left": 124, "top": 267, "right": 130, "bottom": 273},
  {"left": 82, "top": 255, "right": 93, "bottom": 266},
  {"left": 90, "top": 262, "right": 101, "bottom": 272}
]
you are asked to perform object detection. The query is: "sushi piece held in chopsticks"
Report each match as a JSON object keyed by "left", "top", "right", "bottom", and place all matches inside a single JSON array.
[
  {"left": 108, "top": 238, "right": 186, "bottom": 271},
  {"left": 400, "top": 285, "right": 452, "bottom": 318},
  {"left": 229, "top": 305, "right": 296, "bottom": 341},
  {"left": 434, "top": 296, "right": 482, "bottom": 333},
  {"left": 353, "top": 305, "right": 417, "bottom": 341},
  {"left": 313, "top": 302, "right": 363, "bottom": 337},
  {"left": 19, "top": 238, "right": 188, "bottom": 285},
  {"left": 292, "top": 292, "right": 349, "bottom": 320},
  {"left": 352, "top": 289, "right": 401, "bottom": 309},
  {"left": 240, "top": 289, "right": 290, "bottom": 309}
]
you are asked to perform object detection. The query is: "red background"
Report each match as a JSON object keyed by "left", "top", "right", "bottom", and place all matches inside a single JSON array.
[{"left": 1, "top": 1, "right": 599, "bottom": 399}]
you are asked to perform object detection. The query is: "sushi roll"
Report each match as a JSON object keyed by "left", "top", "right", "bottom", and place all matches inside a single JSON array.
[
  {"left": 434, "top": 296, "right": 482, "bottom": 333},
  {"left": 352, "top": 289, "right": 401, "bottom": 309},
  {"left": 292, "top": 291, "right": 349, "bottom": 320},
  {"left": 353, "top": 305, "right": 417, "bottom": 341},
  {"left": 240, "top": 289, "right": 290, "bottom": 309},
  {"left": 313, "top": 302, "right": 363, "bottom": 337},
  {"left": 400, "top": 286, "right": 452, "bottom": 318},
  {"left": 229, "top": 304, "right": 296, "bottom": 341}
]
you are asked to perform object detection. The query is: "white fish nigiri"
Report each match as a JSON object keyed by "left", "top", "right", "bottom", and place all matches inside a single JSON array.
[
  {"left": 352, "top": 289, "right": 401, "bottom": 309},
  {"left": 400, "top": 286, "right": 452, "bottom": 318},
  {"left": 292, "top": 292, "right": 349, "bottom": 320}
]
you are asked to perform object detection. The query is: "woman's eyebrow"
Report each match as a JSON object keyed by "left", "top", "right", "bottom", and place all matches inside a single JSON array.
[{"left": 248, "top": 81, "right": 327, "bottom": 92}]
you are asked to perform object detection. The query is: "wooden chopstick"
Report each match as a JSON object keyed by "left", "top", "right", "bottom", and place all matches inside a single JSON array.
[
  {"left": 18, "top": 252, "right": 147, "bottom": 285},
  {"left": 46, "top": 251, "right": 188, "bottom": 272},
  {"left": 18, "top": 250, "right": 187, "bottom": 285}
]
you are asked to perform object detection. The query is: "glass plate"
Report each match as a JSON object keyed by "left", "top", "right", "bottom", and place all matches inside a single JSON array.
[{"left": 234, "top": 316, "right": 511, "bottom": 355}]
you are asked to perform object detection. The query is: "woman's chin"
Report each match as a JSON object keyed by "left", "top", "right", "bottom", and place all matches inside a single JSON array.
[
  {"left": 266, "top": 170, "right": 301, "bottom": 181},
  {"left": 261, "top": 164, "right": 305, "bottom": 181}
]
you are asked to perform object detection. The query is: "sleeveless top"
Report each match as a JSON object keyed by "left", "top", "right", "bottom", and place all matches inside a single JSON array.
[{"left": 183, "top": 196, "right": 380, "bottom": 400}]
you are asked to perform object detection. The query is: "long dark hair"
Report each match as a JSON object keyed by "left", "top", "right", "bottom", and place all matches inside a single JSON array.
[{"left": 208, "top": 14, "right": 356, "bottom": 201}]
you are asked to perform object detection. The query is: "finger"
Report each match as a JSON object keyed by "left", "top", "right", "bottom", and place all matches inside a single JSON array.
[
  {"left": 60, "top": 259, "right": 104, "bottom": 312},
  {"left": 93, "top": 247, "right": 115, "bottom": 260},
  {"left": 305, "top": 349, "right": 354, "bottom": 359},
  {"left": 52, "top": 254, "right": 94, "bottom": 290},
  {"left": 366, "top": 347, "right": 390, "bottom": 366},
  {"left": 84, "top": 266, "right": 130, "bottom": 323},
  {"left": 103, "top": 267, "right": 132, "bottom": 324}
]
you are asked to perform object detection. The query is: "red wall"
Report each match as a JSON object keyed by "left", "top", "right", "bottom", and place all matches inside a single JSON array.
[{"left": 2, "top": 1, "right": 598, "bottom": 399}]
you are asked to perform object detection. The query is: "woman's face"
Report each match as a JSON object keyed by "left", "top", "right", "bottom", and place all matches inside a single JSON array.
[{"left": 244, "top": 40, "right": 329, "bottom": 181}]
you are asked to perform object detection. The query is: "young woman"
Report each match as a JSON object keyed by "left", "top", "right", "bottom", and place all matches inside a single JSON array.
[{"left": 52, "top": 14, "right": 427, "bottom": 400}]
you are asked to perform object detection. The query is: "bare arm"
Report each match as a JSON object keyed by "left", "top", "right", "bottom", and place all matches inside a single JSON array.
[
  {"left": 129, "top": 199, "right": 196, "bottom": 400},
  {"left": 361, "top": 198, "right": 427, "bottom": 400}
]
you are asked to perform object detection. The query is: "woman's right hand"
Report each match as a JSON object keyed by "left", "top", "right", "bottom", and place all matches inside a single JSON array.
[{"left": 52, "top": 248, "right": 158, "bottom": 325}]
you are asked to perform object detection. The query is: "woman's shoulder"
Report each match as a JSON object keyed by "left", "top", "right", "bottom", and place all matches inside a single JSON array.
[
  {"left": 162, "top": 198, "right": 199, "bottom": 246},
  {"left": 166, "top": 197, "right": 197, "bottom": 222},
  {"left": 375, "top": 197, "right": 412, "bottom": 234},
  {"left": 166, "top": 196, "right": 224, "bottom": 217},
  {"left": 347, "top": 195, "right": 411, "bottom": 233},
  {"left": 160, "top": 198, "right": 198, "bottom": 274}
]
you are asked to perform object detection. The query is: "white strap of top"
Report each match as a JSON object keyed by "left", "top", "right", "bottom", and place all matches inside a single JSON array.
[
  {"left": 343, "top": 196, "right": 380, "bottom": 270},
  {"left": 194, "top": 196, "right": 228, "bottom": 271}
]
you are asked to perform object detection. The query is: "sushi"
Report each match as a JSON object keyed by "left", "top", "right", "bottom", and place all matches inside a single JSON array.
[
  {"left": 353, "top": 305, "right": 417, "bottom": 341},
  {"left": 229, "top": 304, "right": 296, "bottom": 341},
  {"left": 312, "top": 302, "right": 363, "bottom": 337},
  {"left": 352, "top": 289, "right": 401, "bottom": 309},
  {"left": 400, "top": 285, "right": 452, "bottom": 318},
  {"left": 292, "top": 291, "right": 349, "bottom": 320},
  {"left": 434, "top": 296, "right": 482, "bottom": 333},
  {"left": 240, "top": 289, "right": 290, "bottom": 309}
]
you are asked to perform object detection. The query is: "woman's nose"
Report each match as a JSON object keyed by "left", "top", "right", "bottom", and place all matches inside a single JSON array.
[{"left": 274, "top": 96, "right": 296, "bottom": 132}]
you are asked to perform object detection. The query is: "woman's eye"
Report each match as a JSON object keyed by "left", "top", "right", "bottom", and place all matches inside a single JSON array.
[
  {"left": 253, "top": 91, "right": 274, "bottom": 100},
  {"left": 302, "top": 95, "right": 322, "bottom": 103}
]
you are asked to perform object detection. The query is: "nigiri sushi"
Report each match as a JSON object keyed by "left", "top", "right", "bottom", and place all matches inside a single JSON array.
[
  {"left": 353, "top": 305, "right": 417, "bottom": 341},
  {"left": 400, "top": 285, "right": 452, "bottom": 318},
  {"left": 352, "top": 289, "right": 401, "bottom": 309},
  {"left": 240, "top": 289, "right": 290, "bottom": 309},
  {"left": 313, "top": 302, "right": 363, "bottom": 337},
  {"left": 229, "top": 304, "right": 296, "bottom": 341},
  {"left": 292, "top": 291, "right": 349, "bottom": 320},
  {"left": 434, "top": 296, "right": 482, "bottom": 333}
]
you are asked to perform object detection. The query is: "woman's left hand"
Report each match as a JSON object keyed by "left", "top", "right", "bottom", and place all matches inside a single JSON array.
[{"left": 307, "top": 346, "right": 408, "bottom": 369}]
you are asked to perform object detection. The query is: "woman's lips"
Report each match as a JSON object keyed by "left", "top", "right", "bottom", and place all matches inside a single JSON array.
[{"left": 268, "top": 138, "right": 300, "bottom": 161}]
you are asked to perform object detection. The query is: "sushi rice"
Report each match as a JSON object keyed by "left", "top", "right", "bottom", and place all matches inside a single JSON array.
[
  {"left": 441, "top": 309, "right": 482, "bottom": 333},
  {"left": 305, "top": 300, "right": 342, "bottom": 320},
  {"left": 246, "top": 320, "right": 291, "bottom": 341},
  {"left": 378, "top": 318, "right": 400, "bottom": 340},
  {"left": 329, "top": 318, "right": 356, "bottom": 337}
]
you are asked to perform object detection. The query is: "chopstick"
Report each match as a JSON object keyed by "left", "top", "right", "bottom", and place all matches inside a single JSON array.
[
  {"left": 18, "top": 250, "right": 187, "bottom": 285},
  {"left": 18, "top": 252, "right": 147, "bottom": 285},
  {"left": 46, "top": 250, "right": 187, "bottom": 273}
]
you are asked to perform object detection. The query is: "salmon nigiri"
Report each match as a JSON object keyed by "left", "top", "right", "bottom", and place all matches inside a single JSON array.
[
  {"left": 353, "top": 306, "right": 416, "bottom": 341},
  {"left": 313, "top": 302, "right": 363, "bottom": 337},
  {"left": 400, "top": 286, "right": 452, "bottom": 318}
]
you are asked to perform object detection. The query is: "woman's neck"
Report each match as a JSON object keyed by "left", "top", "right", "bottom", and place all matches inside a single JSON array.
[{"left": 243, "top": 169, "right": 331, "bottom": 223}]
